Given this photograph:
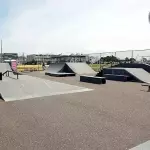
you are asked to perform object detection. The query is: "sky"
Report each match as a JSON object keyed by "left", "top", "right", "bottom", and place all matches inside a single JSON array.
[{"left": 0, "top": 0, "right": 150, "bottom": 55}]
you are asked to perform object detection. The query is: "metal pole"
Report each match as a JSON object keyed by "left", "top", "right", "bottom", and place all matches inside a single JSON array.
[
  {"left": 1, "top": 40, "right": 2, "bottom": 63},
  {"left": 99, "top": 53, "right": 101, "bottom": 71},
  {"left": 131, "top": 50, "right": 133, "bottom": 59},
  {"left": 114, "top": 52, "right": 117, "bottom": 64},
  {"left": 131, "top": 50, "right": 134, "bottom": 63}
]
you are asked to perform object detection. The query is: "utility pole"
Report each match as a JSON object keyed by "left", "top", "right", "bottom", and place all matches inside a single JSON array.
[
  {"left": 148, "top": 12, "right": 150, "bottom": 24},
  {"left": 23, "top": 52, "right": 24, "bottom": 64},
  {"left": 1, "top": 40, "right": 2, "bottom": 63}
]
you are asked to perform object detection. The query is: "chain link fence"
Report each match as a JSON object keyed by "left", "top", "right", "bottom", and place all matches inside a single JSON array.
[
  {"left": 88, "top": 49, "right": 150, "bottom": 71},
  {"left": 17, "top": 49, "right": 150, "bottom": 72}
]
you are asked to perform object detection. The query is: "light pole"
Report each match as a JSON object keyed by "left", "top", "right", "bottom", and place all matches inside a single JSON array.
[
  {"left": 1, "top": 40, "right": 2, "bottom": 63},
  {"left": 148, "top": 11, "right": 150, "bottom": 46}
]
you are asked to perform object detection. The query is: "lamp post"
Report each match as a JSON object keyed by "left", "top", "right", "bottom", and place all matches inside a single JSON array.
[
  {"left": 148, "top": 12, "right": 150, "bottom": 23},
  {"left": 1, "top": 40, "right": 2, "bottom": 63}
]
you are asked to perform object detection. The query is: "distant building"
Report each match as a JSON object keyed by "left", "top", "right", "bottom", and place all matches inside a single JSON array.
[
  {"left": 18, "top": 56, "right": 26, "bottom": 64},
  {"left": 27, "top": 54, "right": 52, "bottom": 63},
  {"left": 50, "top": 55, "right": 87, "bottom": 63},
  {"left": 0, "top": 53, "right": 18, "bottom": 62},
  {"left": 27, "top": 54, "right": 87, "bottom": 64}
]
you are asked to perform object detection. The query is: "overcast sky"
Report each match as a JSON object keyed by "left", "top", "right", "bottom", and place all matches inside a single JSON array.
[{"left": 0, "top": 0, "right": 150, "bottom": 54}]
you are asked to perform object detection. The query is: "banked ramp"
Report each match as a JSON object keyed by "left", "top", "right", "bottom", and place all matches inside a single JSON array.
[
  {"left": 46, "top": 63, "right": 65, "bottom": 73},
  {"left": 65, "top": 63, "right": 96, "bottom": 75},
  {"left": 0, "top": 63, "right": 15, "bottom": 77},
  {"left": 0, "top": 75, "right": 92, "bottom": 101},
  {"left": 45, "top": 63, "right": 96, "bottom": 76},
  {"left": 103, "top": 67, "right": 150, "bottom": 83},
  {"left": 0, "top": 63, "right": 12, "bottom": 73},
  {"left": 125, "top": 68, "right": 150, "bottom": 83}
]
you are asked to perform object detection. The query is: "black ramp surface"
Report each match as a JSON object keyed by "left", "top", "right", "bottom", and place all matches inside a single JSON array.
[
  {"left": 80, "top": 75, "right": 106, "bottom": 84},
  {"left": 46, "top": 63, "right": 65, "bottom": 73},
  {"left": 45, "top": 72, "right": 75, "bottom": 77},
  {"left": 113, "top": 63, "right": 150, "bottom": 73}
]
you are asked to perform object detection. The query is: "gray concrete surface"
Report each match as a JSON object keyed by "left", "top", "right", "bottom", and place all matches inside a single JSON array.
[
  {"left": 0, "top": 63, "right": 12, "bottom": 73},
  {"left": 125, "top": 68, "right": 150, "bottom": 83},
  {"left": 0, "top": 75, "right": 92, "bottom": 101},
  {"left": 0, "top": 71, "right": 150, "bottom": 150},
  {"left": 66, "top": 62, "right": 96, "bottom": 75}
]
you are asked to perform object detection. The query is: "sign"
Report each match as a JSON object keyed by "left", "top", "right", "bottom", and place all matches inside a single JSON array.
[{"left": 11, "top": 60, "right": 17, "bottom": 71}]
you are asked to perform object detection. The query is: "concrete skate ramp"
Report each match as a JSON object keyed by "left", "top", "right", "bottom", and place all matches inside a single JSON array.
[
  {"left": 0, "top": 63, "right": 12, "bottom": 73},
  {"left": 0, "top": 63, "right": 15, "bottom": 77},
  {"left": 125, "top": 68, "right": 150, "bottom": 83},
  {"left": 66, "top": 63, "right": 96, "bottom": 75},
  {"left": 46, "top": 63, "right": 65, "bottom": 73},
  {"left": 45, "top": 63, "right": 96, "bottom": 76},
  {"left": 103, "top": 67, "right": 150, "bottom": 83},
  {"left": 0, "top": 75, "right": 92, "bottom": 101},
  {"left": 45, "top": 63, "right": 75, "bottom": 77}
]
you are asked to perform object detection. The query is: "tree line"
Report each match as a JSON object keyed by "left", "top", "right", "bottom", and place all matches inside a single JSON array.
[{"left": 88, "top": 55, "right": 136, "bottom": 64}]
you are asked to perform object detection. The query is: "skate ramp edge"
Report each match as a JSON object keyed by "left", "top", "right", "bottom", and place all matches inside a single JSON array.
[{"left": 0, "top": 93, "right": 5, "bottom": 101}]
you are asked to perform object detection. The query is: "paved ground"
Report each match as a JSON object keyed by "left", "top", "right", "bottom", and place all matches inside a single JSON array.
[{"left": 0, "top": 71, "right": 150, "bottom": 150}]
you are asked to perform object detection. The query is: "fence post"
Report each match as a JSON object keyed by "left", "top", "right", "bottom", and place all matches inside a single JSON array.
[
  {"left": 131, "top": 50, "right": 134, "bottom": 63},
  {"left": 0, "top": 72, "right": 2, "bottom": 80},
  {"left": 114, "top": 52, "right": 117, "bottom": 64},
  {"left": 99, "top": 53, "right": 101, "bottom": 71}
]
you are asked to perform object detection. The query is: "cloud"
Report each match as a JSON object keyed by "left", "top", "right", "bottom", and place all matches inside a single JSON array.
[{"left": 1, "top": 0, "right": 150, "bottom": 54}]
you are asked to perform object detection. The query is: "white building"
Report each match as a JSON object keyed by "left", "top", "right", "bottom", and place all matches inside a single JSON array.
[
  {"left": 27, "top": 54, "right": 87, "bottom": 64},
  {"left": 27, "top": 54, "right": 52, "bottom": 63}
]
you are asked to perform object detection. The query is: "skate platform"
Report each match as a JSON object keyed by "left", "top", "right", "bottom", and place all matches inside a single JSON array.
[
  {"left": 45, "top": 72, "right": 75, "bottom": 77},
  {"left": 80, "top": 75, "right": 106, "bottom": 84}
]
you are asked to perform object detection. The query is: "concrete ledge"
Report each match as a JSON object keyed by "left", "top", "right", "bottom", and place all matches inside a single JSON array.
[
  {"left": 80, "top": 75, "right": 106, "bottom": 84},
  {"left": 142, "top": 84, "right": 150, "bottom": 92},
  {"left": 45, "top": 72, "right": 76, "bottom": 77},
  {"left": 104, "top": 74, "right": 131, "bottom": 82}
]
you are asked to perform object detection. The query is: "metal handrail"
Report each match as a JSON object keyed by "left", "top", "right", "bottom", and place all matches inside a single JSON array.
[{"left": 2, "top": 70, "right": 19, "bottom": 79}]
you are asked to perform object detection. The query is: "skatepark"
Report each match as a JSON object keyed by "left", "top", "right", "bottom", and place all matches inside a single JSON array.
[{"left": 0, "top": 62, "right": 150, "bottom": 150}]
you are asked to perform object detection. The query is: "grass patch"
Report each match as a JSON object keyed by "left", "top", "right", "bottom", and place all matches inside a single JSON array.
[{"left": 89, "top": 63, "right": 113, "bottom": 72}]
